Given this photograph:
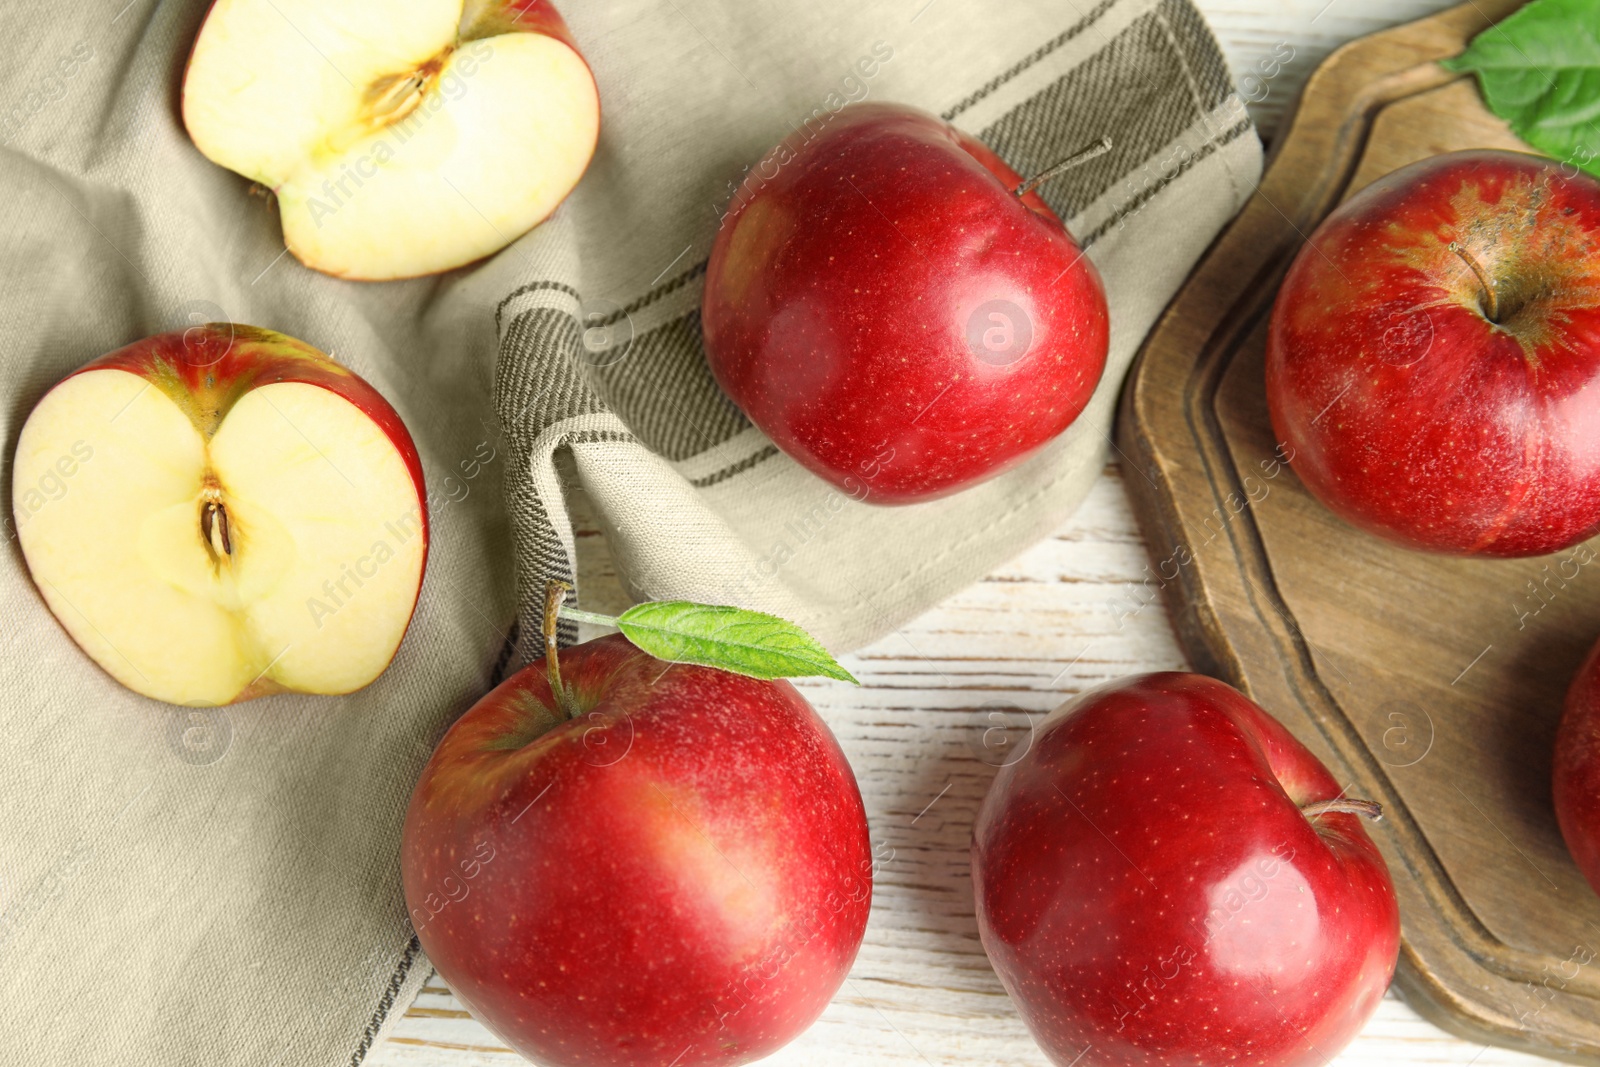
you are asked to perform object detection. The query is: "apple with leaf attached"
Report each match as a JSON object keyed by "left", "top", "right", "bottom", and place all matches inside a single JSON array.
[
  {"left": 12, "top": 324, "right": 426, "bottom": 706},
  {"left": 402, "top": 585, "right": 872, "bottom": 1067},
  {"left": 182, "top": 0, "right": 601, "bottom": 280}
]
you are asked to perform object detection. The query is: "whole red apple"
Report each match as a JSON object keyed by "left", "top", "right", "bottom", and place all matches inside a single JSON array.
[
  {"left": 12, "top": 324, "right": 426, "bottom": 706},
  {"left": 1554, "top": 634, "right": 1600, "bottom": 894},
  {"left": 972, "top": 673, "right": 1399, "bottom": 1067},
  {"left": 701, "top": 102, "right": 1109, "bottom": 504},
  {"left": 1266, "top": 150, "right": 1600, "bottom": 557},
  {"left": 401, "top": 632, "right": 872, "bottom": 1067}
]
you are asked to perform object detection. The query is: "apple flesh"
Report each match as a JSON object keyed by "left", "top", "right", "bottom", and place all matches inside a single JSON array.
[
  {"left": 1554, "top": 636, "right": 1600, "bottom": 895},
  {"left": 972, "top": 673, "right": 1399, "bottom": 1067},
  {"left": 400, "top": 633, "right": 872, "bottom": 1067},
  {"left": 1266, "top": 150, "right": 1600, "bottom": 557},
  {"left": 182, "top": 0, "right": 600, "bottom": 280},
  {"left": 701, "top": 102, "right": 1109, "bottom": 504},
  {"left": 12, "top": 324, "right": 427, "bottom": 706}
]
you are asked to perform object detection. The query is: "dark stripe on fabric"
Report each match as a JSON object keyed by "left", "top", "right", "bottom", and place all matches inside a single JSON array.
[
  {"left": 497, "top": 308, "right": 609, "bottom": 432},
  {"left": 615, "top": 259, "right": 708, "bottom": 323},
  {"left": 941, "top": 0, "right": 1121, "bottom": 122},
  {"left": 1078, "top": 117, "right": 1251, "bottom": 248},
  {"left": 977, "top": 6, "right": 1212, "bottom": 223},
  {"left": 1155, "top": 0, "right": 1235, "bottom": 111},
  {"left": 588, "top": 311, "right": 749, "bottom": 461},
  {"left": 691, "top": 444, "right": 782, "bottom": 488},
  {"left": 494, "top": 307, "right": 603, "bottom": 662},
  {"left": 494, "top": 260, "right": 709, "bottom": 334},
  {"left": 348, "top": 936, "right": 421, "bottom": 1067},
  {"left": 567, "top": 429, "right": 639, "bottom": 446},
  {"left": 478, "top": 0, "right": 1253, "bottom": 689},
  {"left": 493, "top": 279, "right": 581, "bottom": 333},
  {"left": 489, "top": 619, "right": 521, "bottom": 686}
]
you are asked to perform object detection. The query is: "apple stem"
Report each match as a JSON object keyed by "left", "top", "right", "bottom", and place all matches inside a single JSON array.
[
  {"left": 1447, "top": 241, "right": 1500, "bottom": 323},
  {"left": 1300, "top": 797, "right": 1383, "bottom": 822},
  {"left": 1013, "top": 136, "right": 1113, "bottom": 199},
  {"left": 543, "top": 580, "right": 580, "bottom": 719}
]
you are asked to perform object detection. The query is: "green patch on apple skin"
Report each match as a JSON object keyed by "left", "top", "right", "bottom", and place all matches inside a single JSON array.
[
  {"left": 1443, "top": 0, "right": 1600, "bottom": 178},
  {"left": 482, "top": 680, "right": 621, "bottom": 751},
  {"left": 481, "top": 692, "right": 567, "bottom": 751},
  {"left": 127, "top": 324, "right": 354, "bottom": 440}
]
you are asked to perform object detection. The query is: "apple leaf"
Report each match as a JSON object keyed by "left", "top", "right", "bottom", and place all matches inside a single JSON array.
[
  {"left": 614, "top": 602, "right": 858, "bottom": 684},
  {"left": 1442, "top": 0, "right": 1600, "bottom": 179}
]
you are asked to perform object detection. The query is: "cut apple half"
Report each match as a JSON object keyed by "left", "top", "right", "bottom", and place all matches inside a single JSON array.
[
  {"left": 13, "top": 325, "right": 428, "bottom": 706},
  {"left": 181, "top": 0, "right": 600, "bottom": 280}
]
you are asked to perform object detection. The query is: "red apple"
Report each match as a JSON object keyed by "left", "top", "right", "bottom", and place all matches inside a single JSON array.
[
  {"left": 1554, "top": 634, "right": 1600, "bottom": 894},
  {"left": 972, "top": 673, "right": 1399, "bottom": 1067},
  {"left": 1266, "top": 150, "right": 1600, "bottom": 557},
  {"left": 182, "top": 0, "right": 601, "bottom": 280},
  {"left": 400, "top": 632, "right": 872, "bottom": 1067},
  {"left": 12, "top": 324, "right": 427, "bottom": 706},
  {"left": 701, "top": 102, "right": 1110, "bottom": 504}
]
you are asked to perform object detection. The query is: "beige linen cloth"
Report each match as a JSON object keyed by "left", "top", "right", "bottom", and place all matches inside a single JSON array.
[{"left": 0, "top": 0, "right": 1259, "bottom": 1064}]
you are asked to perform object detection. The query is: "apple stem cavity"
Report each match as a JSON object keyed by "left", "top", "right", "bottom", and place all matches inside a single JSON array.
[
  {"left": 1300, "top": 797, "right": 1383, "bottom": 822},
  {"left": 543, "top": 580, "right": 580, "bottom": 720},
  {"left": 1013, "top": 136, "right": 1114, "bottom": 199},
  {"left": 1448, "top": 241, "right": 1501, "bottom": 323}
]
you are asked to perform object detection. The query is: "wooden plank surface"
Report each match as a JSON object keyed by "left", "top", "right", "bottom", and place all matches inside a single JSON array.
[
  {"left": 1117, "top": 0, "right": 1600, "bottom": 1059},
  {"left": 373, "top": 472, "right": 1552, "bottom": 1066},
  {"left": 370, "top": 1, "right": 1562, "bottom": 1063}
]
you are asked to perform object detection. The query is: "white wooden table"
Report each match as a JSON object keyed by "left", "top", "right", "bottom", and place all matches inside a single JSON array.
[{"left": 372, "top": 2, "right": 1561, "bottom": 1064}]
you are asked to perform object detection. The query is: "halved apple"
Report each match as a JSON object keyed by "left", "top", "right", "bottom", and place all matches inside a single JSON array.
[
  {"left": 181, "top": 0, "right": 601, "bottom": 280},
  {"left": 13, "top": 325, "right": 428, "bottom": 706}
]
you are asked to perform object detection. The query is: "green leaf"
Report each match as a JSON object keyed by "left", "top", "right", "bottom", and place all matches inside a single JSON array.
[
  {"left": 615, "top": 601, "right": 858, "bottom": 684},
  {"left": 1442, "top": 0, "right": 1600, "bottom": 178}
]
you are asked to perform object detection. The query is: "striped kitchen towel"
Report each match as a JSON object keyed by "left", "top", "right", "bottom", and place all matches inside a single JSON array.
[
  {"left": 493, "top": 0, "right": 1261, "bottom": 663},
  {"left": 0, "top": 0, "right": 1257, "bottom": 1065}
]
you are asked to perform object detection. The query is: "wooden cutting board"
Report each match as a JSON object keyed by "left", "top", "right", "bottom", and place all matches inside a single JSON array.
[{"left": 1115, "top": 0, "right": 1600, "bottom": 1061}]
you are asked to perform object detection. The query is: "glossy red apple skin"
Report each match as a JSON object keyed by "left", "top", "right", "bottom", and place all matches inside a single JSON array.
[
  {"left": 702, "top": 102, "right": 1110, "bottom": 504},
  {"left": 401, "top": 634, "right": 873, "bottom": 1067},
  {"left": 1266, "top": 150, "right": 1600, "bottom": 557},
  {"left": 972, "top": 673, "right": 1399, "bottom": 1067},
  {"left": 1554, "top": 635, "right": 1600, "bottom": 894}
]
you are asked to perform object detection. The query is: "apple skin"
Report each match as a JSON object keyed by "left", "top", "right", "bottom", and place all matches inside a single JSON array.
[
  {"left": 701, "top": 102, "right": 1110, "bottom": 504},
  {"left": 972, "top": 673, "right": 1399, "bottom": 1067},
  {"left": 464, "top": 0, "right": 586, "bottom": 45},
  {"left": 400, "top": 633, "right": 873, "bottom": 1067},
  {"left": 1266, "top": 150, "right": 1600, "bottom": 557},
  {"left": 15, "top": 323, "right": 428, "bottom": 704},
  {"left": 181, "top": 0, "right": 600, "bottom": 282},
  {"left": 87, "top": 324, "right": 427, "bottom": 505},
  {"left": 1554, "top": 635, "right": 1600, "bottom": 895}
]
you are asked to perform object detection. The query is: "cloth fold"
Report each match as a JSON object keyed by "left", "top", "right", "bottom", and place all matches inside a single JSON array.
[
  {"left": 495, "top": 0, "right": 1262, "bottom": 663},
  {"left": 0, "top": 0, "right": 1257, "bottom": 1064}
]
